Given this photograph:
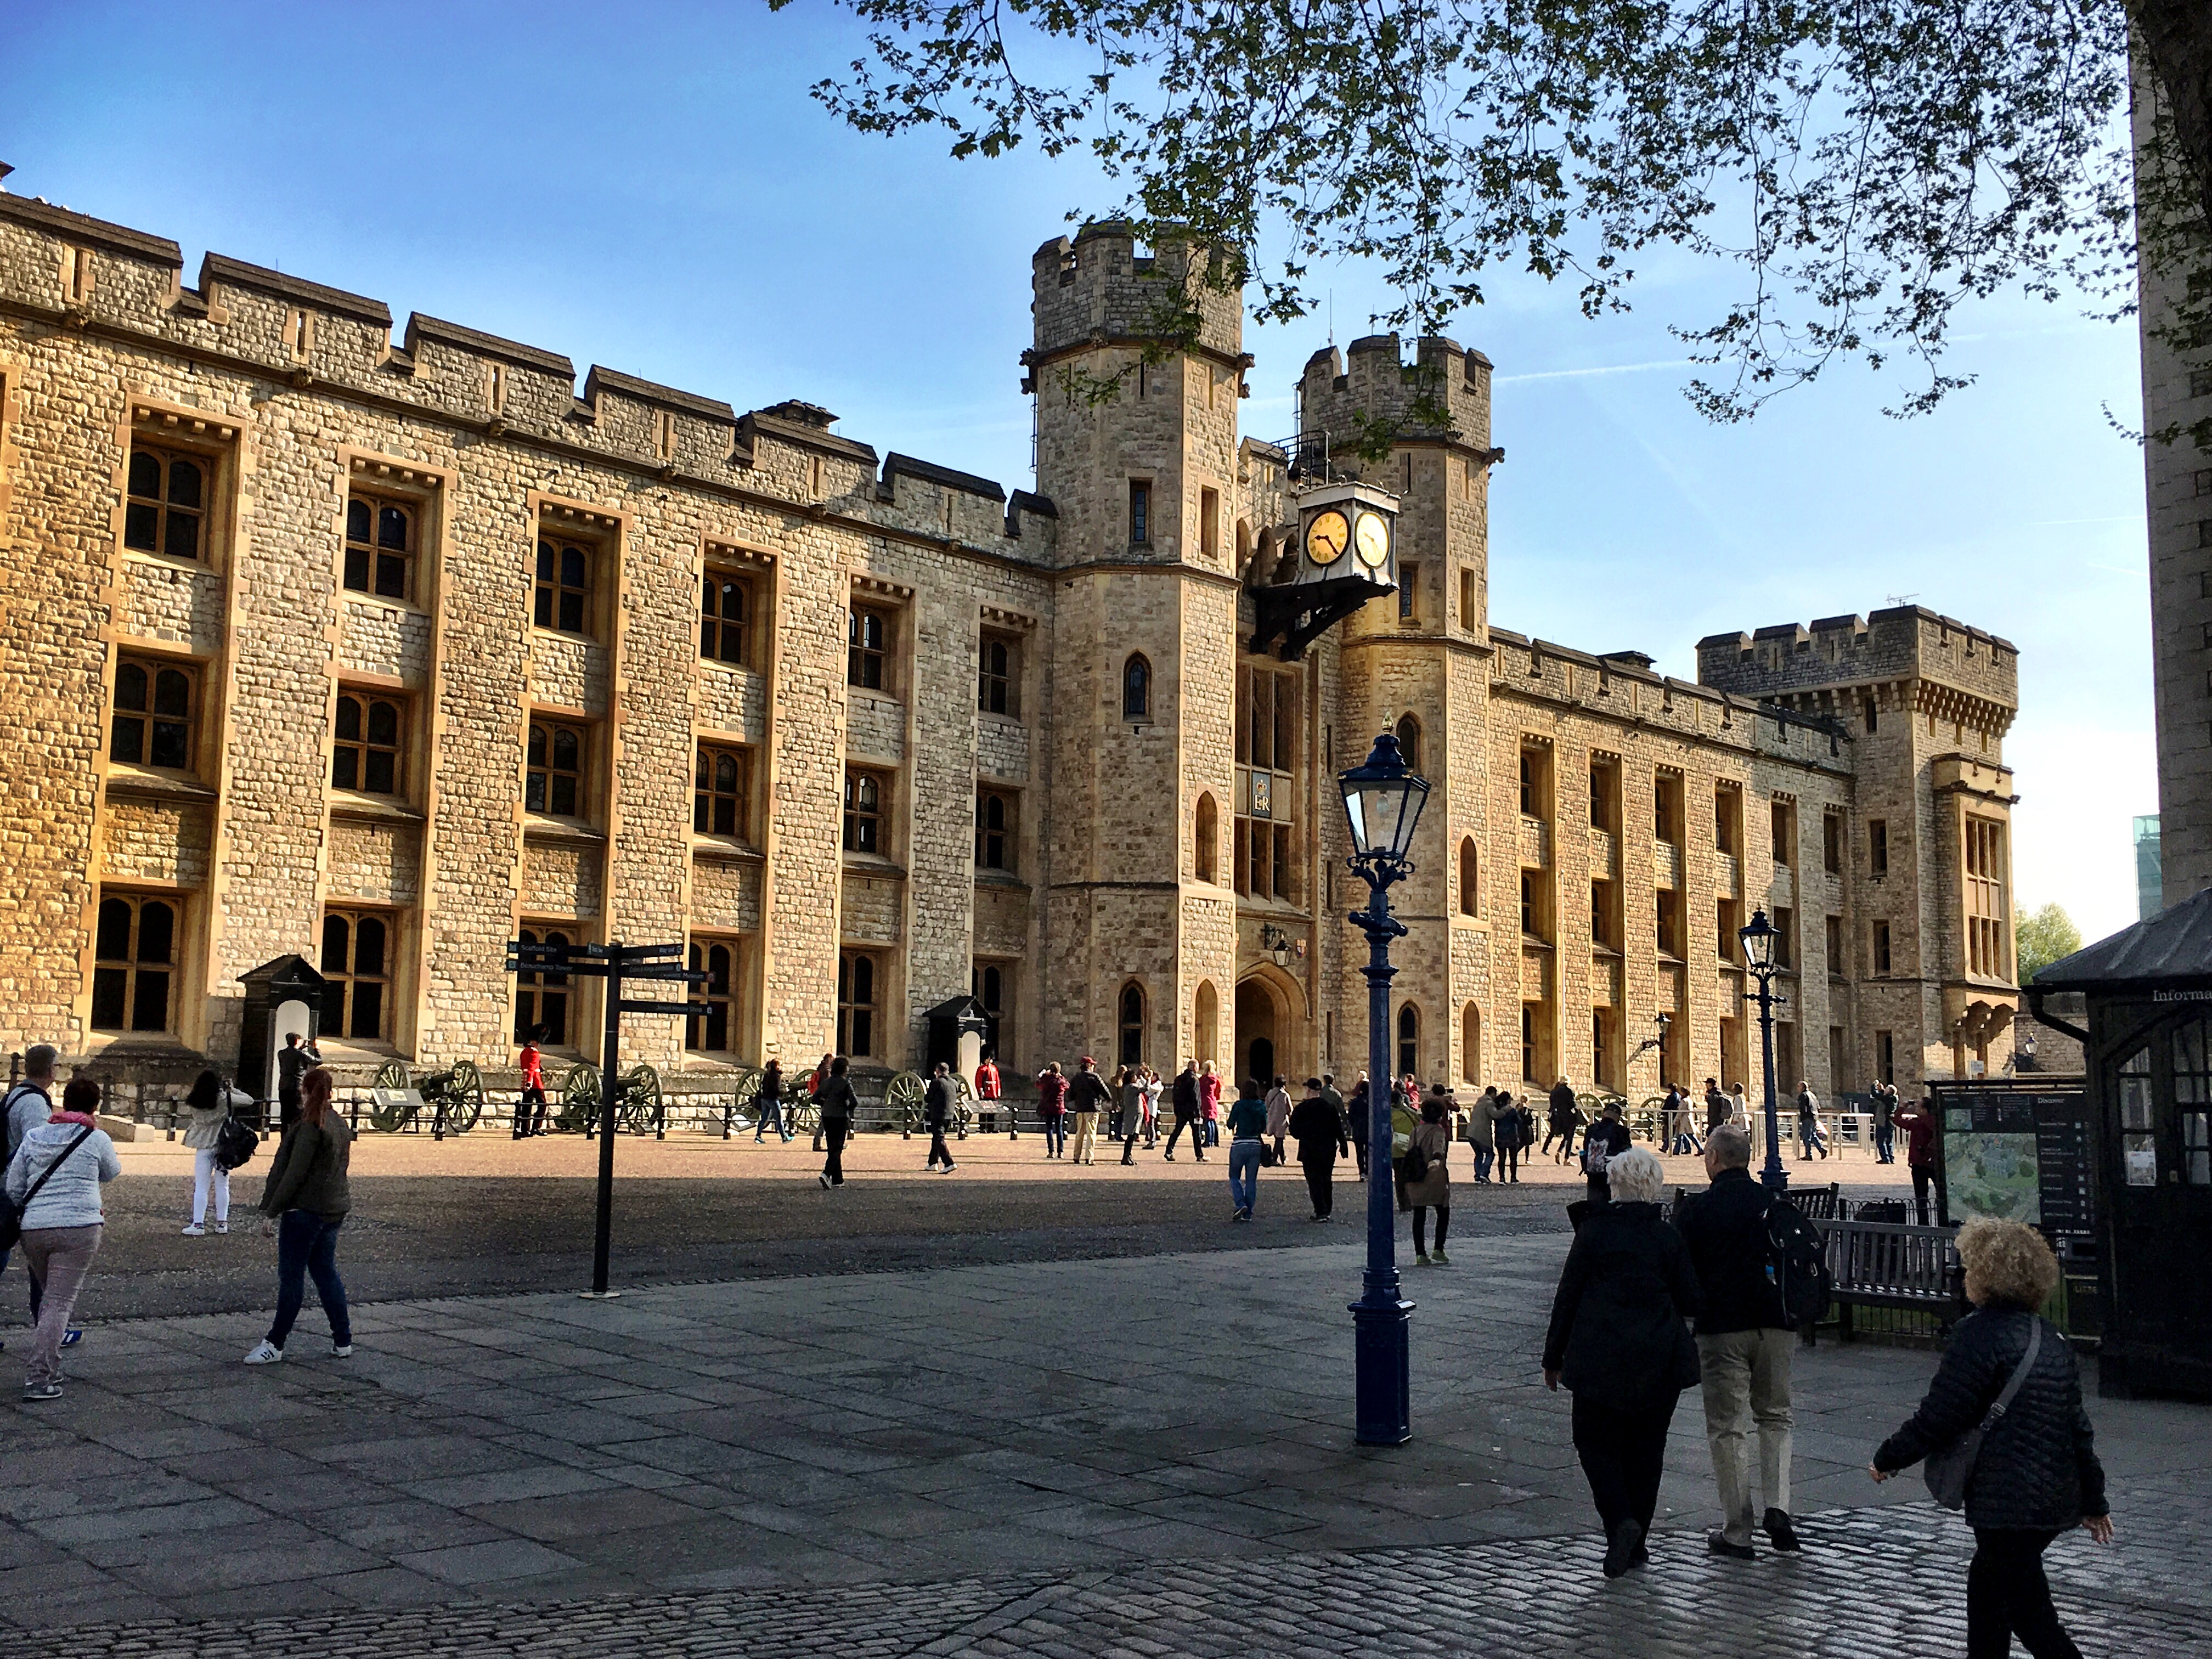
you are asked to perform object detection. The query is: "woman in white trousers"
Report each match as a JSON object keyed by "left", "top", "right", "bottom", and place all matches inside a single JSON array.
[{"left": 178, "top": 1069, "right": 247, "bottom": 1234}]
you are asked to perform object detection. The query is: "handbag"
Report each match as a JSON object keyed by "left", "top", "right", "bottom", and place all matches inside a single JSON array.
[
  {"left": 1924, "top": 1317, "right": 2042, "bottom": 1510},
  {"left": 0, "top": 1125, "right": 97, "bottom": 1252}
]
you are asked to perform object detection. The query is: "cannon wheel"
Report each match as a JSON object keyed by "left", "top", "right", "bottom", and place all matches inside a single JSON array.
[
  {"left": 730, "top": 1066, "right": 763, "bottom": 1116},
  {"left": 368, "top": 1059, "right": 414, "bottom": 1131},
  {"left": 619, "top": 1063, "right": 662, "bottom": 1135},
  {"left": 559, "top": 1062, "right": 600, "bottom": 1131},
  {"left": 442, "top": 1058, "right": 486, "bottom": 1133},
  {"left": 788, "top": 1092, "right": 820, "bottom": 1134},
  {"left": 954, "top": 1073, "right": 977, "bottom": 1138},
  {"left": 885, "top": 1070, "right": 926, "bottom": 1136}
]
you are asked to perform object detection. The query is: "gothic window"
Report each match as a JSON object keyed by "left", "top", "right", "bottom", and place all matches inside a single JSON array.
[
  {"left": 1122, "top": 653, "right": 1151, "bottom": 719},
  {"left": 838, "top": 951, "right": 879, "bottom": 1057},
  {"left": 844, "top": 768, "right": 887, "bottom": 854},
  {"left": 687, "top": 936, "right": 740, "bottom": 1054},
  {"left": 1461, "top": 1004, "right": 1481, "bottom": 1084},
  {"left": 533, "top": 538, "right": 594, "bottom": 635},
  {"left": 1459, "top": 838, "right": 1479, "bottom": 917},
  {"left": 345, "top": 494, "right": 416, "bottom": 600},
  {"left": 526, "top": 719, "right": 587, "bottom": 819},
  {"left": 1194, "top": 793, "right": 1218, "bottom": 883},
  {"left": 979, "top": 631, "right": 1018, "bottom": 715},
  {"left": 332, "top": 692, "right": 404, "bottom": 795},
  {"left": 319, "top": 908, "right": 392, "bottom": 1041},
  {"left": 110, "top": 655, "right": 196, "bottom": 772},
  {"left": 701, "top": 571, "right": 751, "bottom": 665},
  {"left": 1395, "top": 714, "right": 1422, "bottom": 773},
  {"left": 123, "top": 444, "right": 206, "bottom": 562},
  {"left": 91, "top": 891, "right": 177, "bottom": 1034},
  {"left": 1397, "top": 1003, "right": 1419, "bottom": 1078},
  {"left": 848, "top": 605, "right": 891, "bottom": 689},
  {"left": 513, "top": 926, "right": 572, "bottom": 1045},
  {"left": 1128, "top": 480, "right": 1150, "bottom": 545},
  {"left": 694, "top": 742, "right": 752, "bottom": 840},
  {"left": 1119, "top": 981, "right": 1146, "bottom": 1066},
  {"left": 976, "top": 788, "right": 1015, "bottom": 871}
]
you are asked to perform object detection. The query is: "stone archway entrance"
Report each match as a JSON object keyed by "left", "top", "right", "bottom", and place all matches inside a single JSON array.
[{"left": 1235, "top": 977, "right": 1280, "bottom": 1091}]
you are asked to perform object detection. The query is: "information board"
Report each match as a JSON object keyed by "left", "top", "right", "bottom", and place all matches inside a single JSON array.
[{"left": 1938, "top": 1087, "right": 2093, "bottom": 1237}]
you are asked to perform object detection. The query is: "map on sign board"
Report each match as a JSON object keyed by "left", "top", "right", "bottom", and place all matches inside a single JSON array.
[{"left": 1940, "top": 1088, "right": 2094, "bottom": 1235}]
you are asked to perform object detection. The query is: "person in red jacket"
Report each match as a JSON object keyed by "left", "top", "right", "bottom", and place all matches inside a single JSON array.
[
  {"left": 514, "top": 1028, "right": 549, "bottom": 1139},
  {"left": 1894, "top": 1097, "right": 1942, "bottom": 1224},
  {"left": 974, "top": 1052, "right": 1002, "bottom": 1131},
  {"left": 1035, "top": 1063, "right": 1069, "bottom": 1159}
]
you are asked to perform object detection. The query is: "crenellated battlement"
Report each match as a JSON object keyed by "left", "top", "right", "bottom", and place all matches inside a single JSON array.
[
  {"left": 1026, "top": 219, "right": 1245, "bottom": 374},
  {"left": 1297, "top": 333, "right": 1494, "bottom": 459},
  {"left": 0, "top": 187, "right": 1047, "bottom": 544},
  {"left": 1696, "top": 605, "right": 2018, "bottom": 713}
]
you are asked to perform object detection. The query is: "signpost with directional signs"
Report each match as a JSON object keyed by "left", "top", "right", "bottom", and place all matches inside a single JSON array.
[{"left": 503, "top": 937, "right": 708, "bottom": 1296}]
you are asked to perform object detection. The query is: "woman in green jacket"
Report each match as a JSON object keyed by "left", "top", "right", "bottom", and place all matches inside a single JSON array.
[{"left": 244, "top": 1067, "right": 355, "bottom": 1364}]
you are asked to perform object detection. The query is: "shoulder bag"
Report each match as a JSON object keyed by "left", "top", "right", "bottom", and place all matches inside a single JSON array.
[
  {"left": 1924, "top": 1317, "right": 2042, "bottom": 1511},
  {"left": 0, "top": 1125, "right": 97, "bottom": 1252}
]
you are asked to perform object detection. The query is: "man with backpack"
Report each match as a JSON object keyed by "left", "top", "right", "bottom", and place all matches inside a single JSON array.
[
  {"left": 1673, "top": 1124, "right": 1806, "bottom": 1560},
  {"left": 1579, "top": 1097, "right": 1633, "bottom": 1203}
]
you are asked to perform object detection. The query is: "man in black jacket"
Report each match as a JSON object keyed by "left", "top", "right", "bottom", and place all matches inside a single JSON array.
[
  {"left": 923, "top": 1063, "right": 957, "bottom": 1173},
  {"left": 815, "top": 1057, "right": 859, "bottom": 1189},
  {"left": 1164, "top": 1060, "right": 1205, "bottom": 1160},
  {"left": 1673, "top": 1124, "right": 1799, "bottom": 1559}
]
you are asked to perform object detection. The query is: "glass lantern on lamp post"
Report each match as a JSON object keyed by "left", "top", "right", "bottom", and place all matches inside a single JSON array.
[
  {"left": 1337, "top": 730, "right": 1430, "bottom": 1445},
  {"left": 1738, "top": 907, "right": 1790, "bottom": 1192}
]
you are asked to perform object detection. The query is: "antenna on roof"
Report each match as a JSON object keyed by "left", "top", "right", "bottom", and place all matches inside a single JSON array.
[{"left": 1886, "top": 592, "right": 1918, "bottom": 608}]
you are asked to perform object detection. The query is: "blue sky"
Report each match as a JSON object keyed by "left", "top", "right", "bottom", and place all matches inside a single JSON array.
[{"left": 2, "top": 0, "right": 2154, "bottom": 941}]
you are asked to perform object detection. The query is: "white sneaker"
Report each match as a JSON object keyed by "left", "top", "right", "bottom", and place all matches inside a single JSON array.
[
  {"left": 180, "top": 1222, "right": 205, "bottom": 1236},
  {"left": 212, "top": 1221, "right": 229, "bottom": 1234},
  {"left": 331, "top": 1344, "right": 354, "bottom": 1358},
  {"left": 243, "top": 1340, "right": 284, "bottom": 1365}
]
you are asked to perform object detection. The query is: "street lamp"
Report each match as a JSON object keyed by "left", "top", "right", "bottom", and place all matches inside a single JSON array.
[
  {"left": 1338, "top": 729, "right": 1430, "bottom": 1446},
  {"left": 1737, "top": 907, "right": 1789, "bottom": 1192}
]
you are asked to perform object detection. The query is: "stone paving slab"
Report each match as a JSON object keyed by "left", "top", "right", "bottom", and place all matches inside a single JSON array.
[{"left": 3, "top": 1232, "right": 2205, "bottom": 1645}]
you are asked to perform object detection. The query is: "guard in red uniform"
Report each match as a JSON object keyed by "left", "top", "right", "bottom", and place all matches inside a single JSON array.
[{"left": 515, "top": 1027, "right": 549, "bottom": 1138}]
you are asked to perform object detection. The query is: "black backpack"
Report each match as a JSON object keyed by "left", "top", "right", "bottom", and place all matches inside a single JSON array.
[
  {"left": 215, "top": 1114, "right": 261, "bottom": 1172},
  {"left": 1765, "top": 1197, "right": 1833, "bottom": 1329},
  {"left": 1400, "top": 1141, "right": 1429, "bottom": 1183}
]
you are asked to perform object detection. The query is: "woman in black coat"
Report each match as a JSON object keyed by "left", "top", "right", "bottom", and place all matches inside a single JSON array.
[
  {"left": 1871, "top": 1217, "right": 2112, "bottom": 1659},
  {"left": 1542, "top": 1144, "right": 1702, "bottom": 1577}
]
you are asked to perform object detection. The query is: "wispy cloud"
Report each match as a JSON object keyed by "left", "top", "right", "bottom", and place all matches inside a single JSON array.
[{"left": 1496, "top": 358, "right": 1690, "bottom": 386}]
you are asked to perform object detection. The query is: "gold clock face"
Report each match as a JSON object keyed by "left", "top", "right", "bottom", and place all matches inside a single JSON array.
[
  {"left": 1306, "top": 509, "right": 1350, "bottom": 565},
  {"left": 1354, "top": 511, "right": 1391, "bottom": 569}
]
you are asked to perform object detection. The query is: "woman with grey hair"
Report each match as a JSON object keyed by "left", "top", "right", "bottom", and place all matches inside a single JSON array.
[{"left": 1542, "top": 1145, "right": 1702, "bottom": 1577}]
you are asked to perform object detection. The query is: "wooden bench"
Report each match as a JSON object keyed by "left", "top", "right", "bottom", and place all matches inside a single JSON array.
[{"left": 1816, "top": 1217, "right": 1965, "bottom": 1342}]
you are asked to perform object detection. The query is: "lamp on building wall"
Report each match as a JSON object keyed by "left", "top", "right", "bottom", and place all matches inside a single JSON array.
[
  {"left": 1336, "top": 729, "right": 1430, "bottom": 1445},
  {"left": 1260, "top": 923, "right": 1294, "bottom": 968},
  {"left": 1738, "top": 907, "right": 1790, "bottom": 1192}
]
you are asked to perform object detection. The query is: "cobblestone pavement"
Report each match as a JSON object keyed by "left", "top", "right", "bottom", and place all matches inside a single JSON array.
[
  {"left": 6, "top": 1231, "right": 2203, "bottom": 1654},
  {"left": 89, "top": 1130, "right": 1912, "bottom": 1317},
  {"left": 45, "top": 1508, "right": 2212, "bottom": 1659}
]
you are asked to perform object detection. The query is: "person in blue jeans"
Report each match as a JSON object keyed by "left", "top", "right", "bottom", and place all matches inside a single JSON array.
[
  {"left": 1225, "top": 1081, "right": 1269, "bottom": 1221},
  {"left": 244, "top": 1067, "right": 354, "bottom": 1364}
]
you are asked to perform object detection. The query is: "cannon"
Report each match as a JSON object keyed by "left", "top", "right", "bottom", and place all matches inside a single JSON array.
[
  {"left": 887, "top": 1069, "right": 975, "bottom": 1139},
  {"left": 558, "top": 1060, "right": 665, "bottom": 1136},
  {"left": 366, "top": 1057, "right": 485, "bottom": 1134}
]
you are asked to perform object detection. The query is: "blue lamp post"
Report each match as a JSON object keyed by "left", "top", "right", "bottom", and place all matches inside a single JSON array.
[
  {"left": 1739, "top": 907, "right": 1790, "bottom": 1193},
  {"left": 1338, "top": 730, "right": 1430, "bottom": 1446}
]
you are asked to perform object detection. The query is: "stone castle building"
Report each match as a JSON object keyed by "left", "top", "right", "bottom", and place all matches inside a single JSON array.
[{"left": 0, "top": 176, "right": 2024, "bottom": 1099}]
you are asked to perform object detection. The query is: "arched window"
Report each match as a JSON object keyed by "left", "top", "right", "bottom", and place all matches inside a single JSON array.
[
  {"left": 1122, "top": 653, "right": 1152, "bottom": 720},
  {"left": 1194, "top": 980, "right": 1219, "bottom": 1068},
  {"left": 1397, "top": 1003, "right": 1420, "bottom": 1080},
  {"left": 1395, "top": 713, "right": 1422, "bottom": 772},
  {"left": 1234, "top": 520, "right": 1251, "bottom": 576},
  {"left": 1462, "top": 1004, "right": 1482, "bottom": 1084},
  {"left": 1194, "top": 793, "right": 1218, "bottom": 883},
  {"left": 1119, "top": 981, "right": 1146, "bottom": 1065},
  {"left": 1458, "top": 837, "right": 1479, "bottom": 917}
]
